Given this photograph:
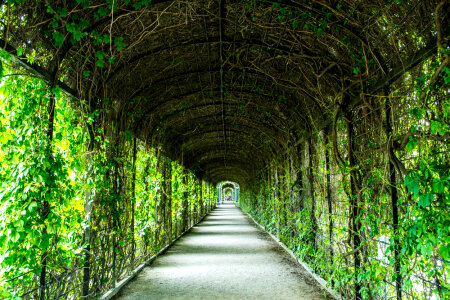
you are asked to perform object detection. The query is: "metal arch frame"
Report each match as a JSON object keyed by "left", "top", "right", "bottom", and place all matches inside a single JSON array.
[
  {"left": 0, "top": 0, "right": 439, "bottom": 191},
  {"left": 105, "top": 37, "right": 324, "bottom": 85},
  {"left": 123, "top": 73, "right": 322, "bottom": 136},
  {"left": 216, "top": 180, "right": 241, "bottom": 204},
  {"left": 144, "top": 99, "right": 290, "bottom": 136},
  {"left": 149, "top": 111, "right": 289, "bottom": 151},
  {"left": 171, "top": 126, "right": 286, "bottom": 161},
  {"left": 126, "top": 67, "right": 301, "bottom": 102},
  {"left": 131, "top": 87, "right": 313, "bottom": 137},
  {"left": 182, "top": 139, "right": 269, "bottom": 166},
  {"left": 208, "top": 167, "right": 250, "bottom": 184},
  {"left": 193, "top": 158, "right": 260, "bottom": 182}
]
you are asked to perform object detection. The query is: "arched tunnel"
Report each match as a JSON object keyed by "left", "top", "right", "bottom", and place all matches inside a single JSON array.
[{"left": 0, "top": 0, "right": 448, "bottom": 299}]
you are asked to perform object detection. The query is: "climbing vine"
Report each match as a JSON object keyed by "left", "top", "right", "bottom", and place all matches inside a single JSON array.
[
  {"left": 0, "top": 56, "right": 216, "bottom": 298},
  {"left": 240, "top": 28, "right": 449, "bottom": 300},
  {"left": 0, "top": 0, "right": 449, "bottom": 299}
]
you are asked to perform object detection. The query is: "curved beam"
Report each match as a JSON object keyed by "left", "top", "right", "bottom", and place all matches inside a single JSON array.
[
  {"left": 182, "top": 144, "right": 268, "bottom": 165},
  {"left": 132, "top": 87, "right": 312, "bottom": 129},
  {"left": 149, "top": 102, "right": 288, "bottom": 133},
  {"left": 107, "top": 37, "right": 323, "bottom": 83},
  {"left": 142, "top": 110, "right": 289, "bottom": 147},
  {"left": 204, "top": 166, "right": 253, "bottom": 180},
  {"left": 200, "top": 157, "right": 258, "bottom": 170},
  {"left": 217, "top": 180, "right": 240, "bottom": 189},
  {"left": 196, "top": 152, "right": 265, "bottom": 169},
  {"left": 180, "top": 135, "right": 277, "bottom": 164},
  {"left": 180, "top": 129, "right": 272, "bottom": 154},
  {"left": 126, "top": 67, "right": 300, "bottom": 100},
  {"left": 177, "top": 126, "right": 279, "bottom": 151},
  {"left": 169, "top": 123, "right": 285, "bottom": 153},
  {"left": 146, "top": 96, "right": 289, "bottom": 125},
  {"left": 204, "top": 167, "right": 252, "bottom": 182},
  {"left": 126, "top": 76, "right": 323, "bottom": 126},
  {"left": 132, "top": 87, "right": 312, "bottom": 132}
]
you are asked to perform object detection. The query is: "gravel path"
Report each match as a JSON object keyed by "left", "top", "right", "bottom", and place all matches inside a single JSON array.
[{"left": 115, "top": 204, "right": 333, "bottom": 300}]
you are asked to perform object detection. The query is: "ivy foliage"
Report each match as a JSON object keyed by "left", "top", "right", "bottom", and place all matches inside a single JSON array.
[{"left": 0, "top": 56, "right": 216, "bottom": 298}]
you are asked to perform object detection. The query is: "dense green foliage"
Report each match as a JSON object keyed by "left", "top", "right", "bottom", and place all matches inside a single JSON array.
[
  {"left": 240, "top": 55, "right": 450, "bottom": 299},
  {"left": 0, "top": 0, "right": 449, "bottom": 299},
  {"left": 0, "top": 60, "right": 216, "bottom": 298}
]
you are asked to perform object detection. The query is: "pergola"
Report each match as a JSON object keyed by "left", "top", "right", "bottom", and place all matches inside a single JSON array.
[{"left": 1, "top": 0, "right": 444, "bottom": 188}]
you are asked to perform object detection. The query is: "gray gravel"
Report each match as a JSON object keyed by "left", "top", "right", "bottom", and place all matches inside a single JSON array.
[{"left": 115, "top": 204, "right": 333, "bottom": 300}]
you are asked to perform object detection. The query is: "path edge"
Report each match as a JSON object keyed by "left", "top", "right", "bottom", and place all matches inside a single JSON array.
[
  {"left": 100, "top": 210, "right": 213, "bottom": 300},
  {"left": 239, "top": 206, "right": 340, "bottom": 300}
]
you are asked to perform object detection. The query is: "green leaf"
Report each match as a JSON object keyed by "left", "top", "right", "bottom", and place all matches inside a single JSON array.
[
  {"left": 11, "top": 231, "right": 20, "bottom": 243},
  {"left": 40, "top": 234, "right": 53, "bottom": 249},
  {"left": 432, "top": 179, "right": 444, "bottom": 194},
  {"left": 441, "top": 244, "right": 450, "bottom": 260},
  {"left": 96, "top": 59, "right": 105, "bottom": 68},
  {"left": 404, "top": 173, "right": 420, "bottom": 196},
  {"left": 418, "top": 193, "right": 432, "bottom": 208},
  {"left": 28, "top": 202, "right": 38, "bottom": 212},
  {"left": 96, "top": 51, "right": 106, "bottom": 60},
  {"left": 0, "top": 49, "right": 11, "bottom": 61},
  {"left": 53, "top": 31, "right": 65, "bottom": 47},
  {"left": 51, "top": 19, "right": 59, "bottom": 29},
  {"left": 409, "top": 107, "right": 424, "bottom": 119},
  {"left": 431, "top": 120, "right": 447, "bottom": 136},
  {"left": 406, "top": 137, "right": 417, "bottom": 152},
  {"left": 95, "top": 6, "right": 109, "bottom": 18},
  {"left": 114, "top": 37, "right": 126, "bottom": 51},
  {"left": 51, "top": 85, "right": 62, "bottom": 95}
]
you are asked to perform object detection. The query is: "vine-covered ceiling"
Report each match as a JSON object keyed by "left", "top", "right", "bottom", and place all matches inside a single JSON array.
[{"left": 2, "top": 0, "right": 446, "bottom": 185}]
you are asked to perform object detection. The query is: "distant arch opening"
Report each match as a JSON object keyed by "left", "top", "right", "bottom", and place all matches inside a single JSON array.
[{"left": 216, "top": 181, "right": 240, "bottom": 204}]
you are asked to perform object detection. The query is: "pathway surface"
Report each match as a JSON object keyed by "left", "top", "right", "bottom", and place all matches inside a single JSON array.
[{"left": 116, "top": 204, "right": 333, "bottom": 300}]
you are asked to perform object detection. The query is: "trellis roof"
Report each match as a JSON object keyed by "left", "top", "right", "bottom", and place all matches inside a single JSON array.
[{"left": 3, "top": 0, "right": 446, "bottom": 185}]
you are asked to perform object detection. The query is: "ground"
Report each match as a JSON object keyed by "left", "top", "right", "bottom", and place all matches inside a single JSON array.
[{"left": 115, "top": 204, "right": 334, "bottom": 300}]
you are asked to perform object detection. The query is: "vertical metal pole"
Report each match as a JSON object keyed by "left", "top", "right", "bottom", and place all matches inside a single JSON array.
[
  {"left": 40, "top": 81, "right": 58, "bottom": 300},
  {"left": 182, "top": 170, "right": 189, "bottom": 232},
  {"left": 385, "top": 87, "right": 402, "bottom": 300},
  {"left": 324, "top": 127, "right": 334, "bottom": 263},
  {"left": 82, "top": 124, "right": 95, "bottom": 299},
  {"left": 199, "top": 181, "right": 203, "bottom": 217},
  {"left": 347, "top": 112, "right": 361, "bottom": 299},
  {"left": 166, "top": 159, "right": 173, "bottom": 242},
  {"left": 308, "top": 137, "right": 317, "bottom": 251},
  {"left": 112, "top": 155, "right": 119, "bottom": 289},
  {"left": 131, "top": 137, "right": 137, "bottom": 270}
]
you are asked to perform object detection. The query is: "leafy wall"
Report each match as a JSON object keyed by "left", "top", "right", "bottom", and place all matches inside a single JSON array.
[
  {"left": 0, "top": 0, "right": 449, "bottom": 299},
  {"left": 240, "top": 58, "right": 450, "bottom": 299},
  {"left": 0, "top": 62, "right": 216, "bottom": 299}
]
